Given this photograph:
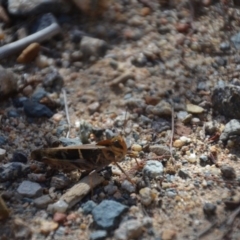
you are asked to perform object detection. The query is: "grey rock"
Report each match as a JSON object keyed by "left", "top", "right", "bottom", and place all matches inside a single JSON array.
[
  {"left": 177, "top": 111, "right": 188, "bottom": 121},
  {"left": 0, "top": 66, "right": 18, "bottom": 100},
  {"left": 104, "top": 183, "right": 118, "bottom": 195},
  {"left": 81, "top": 200, "right": 97, "bottom": 215},
  {"left": 10, "top": 151, "right": 28, "bottom": 163},
  {"left": 114, "top": 219, "right": 143, "bottom": 240},
  {"left": 59, "top": 137, "right": 82, "bottom": 146},
  {"left": 43, "top": 71, "right": 64, "bottom": 92},
  {"left": 0, "top": 162, "right": 30, "bottom": 182},
  {"left": 17, "top": 180, "right": 43, "bottom": 198},
  {"left": 34, "top": 195, "right": 53, "bottom": 209},
  {"left": 92, "top": 200, "right": 128, "bottom": 230},
  {"left": 0, "top": 136, "right": 7, "bottom": 145},
  {"left": 7, "top": 109, "right": 19, "bottom": 118},
  {"left": 23, "top": 100, "right": 53, "bottom": 118},
  {"left": 143, "top": 160, "right": 164, "bottom": 178},
  {"left": 32, "top": 87, "right": 47, "bottom": 102},
  {"left": 214, "top": 57, "right": 227, "bottom": 66},
  {"left": 121, "top": 180, "right": 136, "bottom": 193},
  {"left": 50, "top": 174, "right": 71, "bottom": 189},
  {"left": 205, "top": 121, "right": 219, "bottom": 135},
  {"left": 166, "top": 189, "right": 177, "bottom": 198},
  {"left": 90, "top": 230, "right": 107, "bottom": 240},
  {"left": 221, "top": 165, "right": 236, "bottom": 179},
  {"left": 231, "top": 33, "right": 240, "bottom": 49},
  {"left": 146, "top": 100, "right": 172, "bottom": 117},
  {"left": 105, "top": 129, "right": 116, "bottom": 139},
  {"left": 219, "top": 42, "right": 231, "bottom": 51},
  {"left": 212, "top": 85, "right": 240, "bottom": 119},
  {"left": 124, "top": 98, "right": 145, "bottom": 110},
  {"left": 149, "top": 145, "right": 171, "bottom": 156},
  {"left": 178, "top": 169, "right": 190, "bottom": 179},
  {"left": 220, "top": 119, "right": 240, "bottom": 143},
  {"left": 199, "top": 155, "right": 211, "bottom": 167},
  {"left": 203, "top": 202, "right": 217, "bottom": 216},
  {"left": 8, "top": 0, "right": 71, "bottom": 16},
  {"left": 80, "top": 36, "right": 108, "bottom": 59}
]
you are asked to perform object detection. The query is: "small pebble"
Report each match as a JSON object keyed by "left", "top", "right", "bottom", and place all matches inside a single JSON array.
[
  {"left": 139, "top": 187, "right": 154, "bottom": 206},
  {"left": 186, "top": 153, "right": 197, "bottom": 163},
  {"left": 173, "top": 139, "right": 185, "bottom": 148},
  {"left": 48, "top": 200, "right": 68, "bottom": 213},
  {"left": 203, "top": 202, "right": 217, "bottom": 216},
  {"left": 34, "top": 195, "right": 53, "bottom": 209},
  {"left": 90, "top": 230, "right": 107, "bottom": 240},
  {"left": 191, "top": 117, "right": 201, "bottom": 125},
  {"left": 0, "top": 148, "right": 6, "bottom": 160},
  {"left": 53, "top": 212, "right": 67, "bottom": 223},
  {"left": 17, "top": 180, "right": 42, "bottom": 198},
  {"left": 143, "top": 160, "right": 164, "bottom": 178},
  {"left": 121, "top": 180, "right": 136, "bottom": 193},
  {"left": 149, "top": 145, "right": 171, "bottom": 156},
  {"left": 11, "top": 151, "right": 28, "bottom": 163},
  {"left": 131, "top": 144, "right": 142, "bottom": 152},
  {"left": 186, "top": 104, "right": 204, "bottom": 114},
  {"left": 104, "top": 183, "right": 118, "bottom": 195},
  {"left": 17, "top": 43, "right": 40, "bottom": 63},
  {"left": 114, "top": 219, "right": 143, "bottom": 240},
  {"left": 221, "top": 165, "right": 236, "bottom": 179},
  {"left": 178, "top": 169, "right": 190, "bottom": 179},
  {"left": 40, "top": 220, "right": 59, "bottom": 234}
]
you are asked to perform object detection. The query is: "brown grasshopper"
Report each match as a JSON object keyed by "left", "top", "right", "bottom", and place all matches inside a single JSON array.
[{"left": 31, "top": 135, "right": 134, "bottom": 183}]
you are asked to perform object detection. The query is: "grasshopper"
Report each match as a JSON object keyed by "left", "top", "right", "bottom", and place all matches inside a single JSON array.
[{"left": 31, "top": 135, "right": 134, "bottom": 183}]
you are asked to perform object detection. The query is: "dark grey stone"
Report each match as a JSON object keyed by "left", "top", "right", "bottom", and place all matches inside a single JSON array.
[
  {"left": 0, "top": 162, "right": 30, "bottom": 182},
  {"left": 212, "top": 85, "right": 240, "bottom": 119},
  {"left": 12, "top": 97, "right": 28, "bottom": 108},
  {"left": 23, "top": 100, "right": 53, "bottom": 118},
  {"left": 0, "top": 136, "right": 7, "bottom": 145},
  {"left": 92, "top": 200, "right": 128, "bottom": 230},
  {"left": 221, "top": 165, "right": 236, "bottom": 179},
  {"left": 203, "top": 202, "right": 217, "bottom": 216},
  {"left": 43, "top": 71, "right": 64, "bottom": 92},
  {"left": 11, "top": 151, "right": 28, "bottom": 163},
  {"left": 178, "top": 169, "right": 190, "bottom": 179}
]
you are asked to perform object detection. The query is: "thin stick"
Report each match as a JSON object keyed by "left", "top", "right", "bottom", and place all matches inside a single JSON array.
[
  {"left": 0, "top": 18, "right": 61, "bottom": 59},
  {"left": 62, "top": 89, "right": 71, "bottom": 138},
  {"left": 197, "top": 221, "right": 217, "bottom": 239},
  {"left": 170, "top": 106, "right": 174, "bottom": 160}
]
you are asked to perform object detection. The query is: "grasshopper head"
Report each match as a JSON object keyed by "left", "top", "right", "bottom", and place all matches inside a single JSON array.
[
  {"left": 97, "top": 135, "right": 127, "bottom": 163},
  {"left": 110, "top": 136, "right": 127, "bottom": 162}
]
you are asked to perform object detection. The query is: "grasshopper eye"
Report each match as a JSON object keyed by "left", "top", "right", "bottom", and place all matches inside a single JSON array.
[{"left": 113, "top": 140, "right": 123, "bottom": 149}]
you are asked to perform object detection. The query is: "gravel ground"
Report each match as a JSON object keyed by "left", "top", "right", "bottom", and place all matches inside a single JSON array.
[{"left": 1, "top": 0, "right": 240, "bottom": 239}]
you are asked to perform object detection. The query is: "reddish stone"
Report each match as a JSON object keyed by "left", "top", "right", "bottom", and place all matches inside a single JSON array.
[{"left": 53, "top": 212, "right": 67, "bottom": 223}]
